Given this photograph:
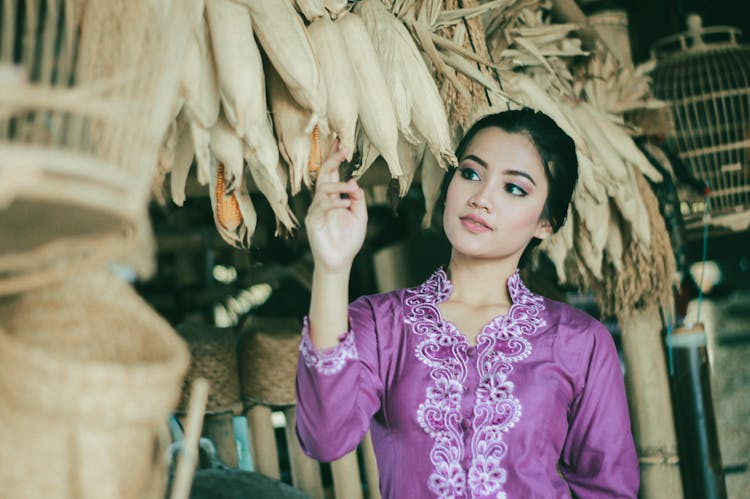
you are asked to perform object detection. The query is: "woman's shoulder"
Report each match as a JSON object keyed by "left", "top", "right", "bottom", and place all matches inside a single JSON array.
[{"left": 538, "top": 296, "right": 613, "bottom": 348}]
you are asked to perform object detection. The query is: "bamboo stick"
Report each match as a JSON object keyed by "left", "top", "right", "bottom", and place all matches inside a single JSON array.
[
  {"left": 618, "top": 306, "right": 684, "bottom": 498},
  {"left": 171, "top": 378, "right": 210, "bottom": 499}
]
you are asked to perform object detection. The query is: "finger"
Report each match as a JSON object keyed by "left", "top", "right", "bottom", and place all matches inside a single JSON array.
[
  {"left": 314, "top": 196, "right": 352, "bottom": 213},
  {"left": 316, "top": 181, "right": 359, "bottom": 196},
  {"left": 347, "top": 181, "right": 368, "bottom": 220},
  {"left": 316, "top": 138, "right": 350, "bottom": 187}
]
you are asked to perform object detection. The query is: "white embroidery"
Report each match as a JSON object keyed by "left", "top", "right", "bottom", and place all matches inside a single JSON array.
[
  {"left": 299, "top": 316, "right": 358, "bottom": 375},
  {"left": 406, "top": 268, "right": 546, "bottom": 498}
]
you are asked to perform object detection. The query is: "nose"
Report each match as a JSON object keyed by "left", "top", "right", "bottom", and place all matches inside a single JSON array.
[{"left": 468, "top": 187, "right": 492, "bottom": 212}]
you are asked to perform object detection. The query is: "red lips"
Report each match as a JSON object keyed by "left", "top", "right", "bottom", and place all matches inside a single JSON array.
[{"left": 460, "top": 214, "right": 492, "bottom": 233}]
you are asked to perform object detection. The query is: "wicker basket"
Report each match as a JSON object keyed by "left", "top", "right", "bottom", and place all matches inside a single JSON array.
[
  {"left": 0, "top": 269, "right": 190, "bottom": 499},
  {"left": 238, "top": 317, "right": 303, "bottom": 408},
  {"left": 0, "top": 0, "right": 189, "bottom": 295},
  {"left": 175, "top": 321, "right": 242, "bottom": 416}
]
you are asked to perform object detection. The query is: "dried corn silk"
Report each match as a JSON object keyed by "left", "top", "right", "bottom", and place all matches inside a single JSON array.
[
  {"left": 244, "top": 0, "right": 327, "bottom": 132},
  {"left": 205, "top": 0, "right": 279, "bottom": 177},
  {"left": 181, "top": 16, "right": 220, "bottom": 186},
  {"left": 420, "top": 149, "right": 445, "bottom": 228},
  {"left": 612, "top": 167, "right": 651, "bottom": 250},
  {"left": 210, "top": 114, "right": 245, "bottom": 194},
  {"left": 337, "top": 12, "right": 404, "bottom": 186},
  {"left": 170, "top": 112, "right": 195, "bottom": 207},
  {"left": 267, "top": 62, "right": 315, "bottom": 194},
  {"left": 307, "top": 15, "right": 358, "bottom": 160}
]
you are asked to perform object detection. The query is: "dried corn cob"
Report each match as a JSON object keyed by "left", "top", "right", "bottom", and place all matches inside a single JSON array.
[
  {"left": 209, "top": 160, "right": 257, "bottom": 248},
  {"left": 242, "top": 0, "right": 327, "bottom": 133},
  {"left": 307, "top": 15, "right": 358, "bottom": 160},
  {"left": 205, "top": 0, "right": 279, "bottom": 177},
  {"left": 215, "top": 162, "right": 243, "bottom": 232},
  {"left": 309, "top": 124, "right": 323, "bottom": 174},
  {"left": 337, "top": 11, "right": 403, "bottom": 187}
]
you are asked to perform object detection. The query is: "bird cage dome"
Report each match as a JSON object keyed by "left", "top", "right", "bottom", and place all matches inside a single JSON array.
[
  {"left": 0, "top": 0, "right": 188, "bottom": 294},
  {"left": 650, "top": 15, "right": 750, "bottom": 232}
]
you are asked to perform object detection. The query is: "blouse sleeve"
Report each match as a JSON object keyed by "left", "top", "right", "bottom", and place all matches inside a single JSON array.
[
  {"left": 560, "top": 322, "right": 640, "bottom": 498},
  {"left": 295, "top": 296, "right": 385, "bottom": 462}
]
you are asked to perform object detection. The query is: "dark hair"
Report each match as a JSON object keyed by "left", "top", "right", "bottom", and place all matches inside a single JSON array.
[{"left": 436, "top": 108, "right": 578, "bottom": 264}]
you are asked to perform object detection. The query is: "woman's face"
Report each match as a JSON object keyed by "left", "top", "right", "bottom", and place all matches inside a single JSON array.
[{"left": 443, "top": 127, "right": 551, "bottom": 263}]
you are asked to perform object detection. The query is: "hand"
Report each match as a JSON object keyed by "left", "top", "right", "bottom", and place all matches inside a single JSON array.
[{"left": 305, "top": 139, "right": 368, "bottom": 273}]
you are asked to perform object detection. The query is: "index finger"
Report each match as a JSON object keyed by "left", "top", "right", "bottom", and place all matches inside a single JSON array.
[{"left": 315, "top": 138, "right": 350, "bottom": 188}]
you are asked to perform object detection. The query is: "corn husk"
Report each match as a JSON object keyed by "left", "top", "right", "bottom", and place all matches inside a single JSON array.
[
  {"left": 205, "top": 0, "right": 279, "bottom": 181},
  {"left": 267, "top": 62, "right": 315, "bottom": 195},
  {"left": 210, "top": 113, "right": 245, "bottom": 194},
  {"left": 243, "top": 0, "right": 327, "bottom": 132},
  {"left": 396, "top": 138, "right": 425, "bottom": 197},
  {"left": 246, "top": 152, "right": 298, "bottom": 236},
  {"left": 307, "top": 15, "right": 358, "bottom": 161},
  {"left": 169, "top": 111, "right": 195, "bottom": 207},
  {"left": 420, "top": 149, "right": 444, "bottom": 228},
  {"left": 294, "top": 0, "right": 327, "bottom": 21},
  {"left": 355, "top": 0, "right": 456, "bottom": 170},
  {"left": 324, "top": 0, "right": 348, "bottom": 18},
  {"left": 337, "top": 12, "right": 404, "bottom": 187},
  {"left": 180, "top": 14, "right": 220, "bottom": 186}
]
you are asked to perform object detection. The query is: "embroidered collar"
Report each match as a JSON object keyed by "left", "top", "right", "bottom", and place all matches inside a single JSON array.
[{"left": 421, "top": 266, "right": 540, "bottom": 342}]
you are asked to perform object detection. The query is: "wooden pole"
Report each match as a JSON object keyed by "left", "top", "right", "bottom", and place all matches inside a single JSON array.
[
  {"left": 618, "top": 305, "right": 684, "bottom": 498},
  {"left": 201, "top": 410, "right": 238, "bottom": 468}
]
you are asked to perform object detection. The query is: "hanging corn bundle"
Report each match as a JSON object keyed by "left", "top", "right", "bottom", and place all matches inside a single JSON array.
[
  {"left": 307, "top": 15, "right": 358, "bottom": 162},
  {"left": 337, "top": 11, "right": 405, "bottom": 189}
]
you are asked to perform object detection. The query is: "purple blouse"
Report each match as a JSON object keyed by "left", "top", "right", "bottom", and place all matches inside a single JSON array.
[{"left": 295, "top": 268, "right": 639, "bottom": 498}]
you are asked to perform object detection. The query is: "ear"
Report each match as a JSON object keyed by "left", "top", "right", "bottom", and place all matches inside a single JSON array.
[{"left": 534, "top": 219, "right": 552, "bottom": 241}]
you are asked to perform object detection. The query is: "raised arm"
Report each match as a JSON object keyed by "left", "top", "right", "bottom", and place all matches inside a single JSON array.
[{"left": 305, "top": 139, "right": 367, "bottom": 349}]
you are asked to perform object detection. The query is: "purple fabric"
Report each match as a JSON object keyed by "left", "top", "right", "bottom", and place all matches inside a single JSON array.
[{"left": 295, "top": 268, "right": 639, "bottom": 498}]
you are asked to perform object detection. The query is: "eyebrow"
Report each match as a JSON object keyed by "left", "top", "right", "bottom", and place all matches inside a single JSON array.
[{"left": 461, "top": 154, "right": 537, "bottom": 186}]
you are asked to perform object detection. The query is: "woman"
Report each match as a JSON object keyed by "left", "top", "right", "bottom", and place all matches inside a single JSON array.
[{"left": 295, "top": 109, "right": 639, "bottom": 498}]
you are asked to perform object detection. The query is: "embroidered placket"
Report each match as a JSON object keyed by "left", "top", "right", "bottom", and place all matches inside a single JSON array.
[{"left": 406, "top": 268, "right": 546, "bottom": 498}]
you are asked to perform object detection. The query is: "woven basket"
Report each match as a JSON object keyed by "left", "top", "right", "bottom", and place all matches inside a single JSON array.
[
  {"left": 175, "top": 321, "right": 242, "bottom": 416},
  {"left": 0, "top": 0, "right": 189, "bottom": 295},
  {"left": 0, "top": 269, "right": 190, "bottom": 499},
  {"left": 238, "top": 317, "right": 303, "bottom": 408}
]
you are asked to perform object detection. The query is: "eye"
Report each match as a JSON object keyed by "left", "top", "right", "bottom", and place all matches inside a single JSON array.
[
  {"left": 505, "top": 183, "right": 527, "bottom": 197},
  {"left": 459, "top": 166, "right": 480, "bottom": 181}
]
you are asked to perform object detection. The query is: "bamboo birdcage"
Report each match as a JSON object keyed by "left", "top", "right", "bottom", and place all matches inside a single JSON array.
[
  {"left": 651, "top": 16, "right": 750, "bottom": 232},
  {"left": 0, "top": 0, "right": 188, "bottom": 294}
]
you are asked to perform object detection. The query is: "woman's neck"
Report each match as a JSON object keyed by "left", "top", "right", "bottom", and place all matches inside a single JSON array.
[{"left": 446, "top": 255, "right": 519, "bottom": 307}]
